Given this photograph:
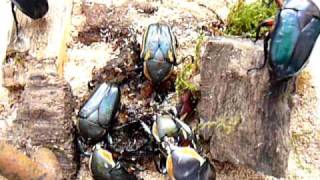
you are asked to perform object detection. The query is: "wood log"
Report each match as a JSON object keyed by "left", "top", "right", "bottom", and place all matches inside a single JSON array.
[
  {"left": 197, "top": 37, "right": 294, "bottom": 178},
  {"left": 5, "top": 59, "right": 77, "bottom": 179}
]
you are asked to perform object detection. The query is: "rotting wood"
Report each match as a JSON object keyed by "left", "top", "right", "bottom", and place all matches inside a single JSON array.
[
  {"left": 198, "top": 37, "right": 294, "bottom": 178},
  {"left": 5, "top": 59, "right": 77, "bottom": 179}
]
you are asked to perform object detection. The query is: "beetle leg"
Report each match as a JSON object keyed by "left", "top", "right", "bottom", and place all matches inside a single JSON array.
[
  {"left": 153, "top": 91, "right": 166, "bottom": 103},
  {"left": 275, "top": 0, "right": 283, "bottom": 8},
  {"left": 291, "top": 77, "right": 297, "bottom": 94},
  {"left": 254, "top": 18, "right": 274, "bottom": 42},
  {"left": 11, "top": 2, "right": 19, "bottom": 38},
  {"left": 248, "top": 32, "right": 271, "bottom": 73},
  {"left": 77, "top": 137, "right": 92, "bottom": 157},
  {"left": 174, "top": 34, "right": 179, "bottom": 49},
  {"left": 154, "top": 153, "right": 168, "bottom": 174}
]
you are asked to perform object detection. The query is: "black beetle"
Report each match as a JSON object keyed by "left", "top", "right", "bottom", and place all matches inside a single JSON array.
[
  {"left": 166, "top": 146, "right": 216, "bottom": 180},
  {"left": 89, "top": 145, "right": 137, "bottom": 180},
  {"left": 77, "top": 83, "right": 121, "bottom": 146},
  {"left": 10, "top": 0, "right": 49, "bottom": 35},
  {"left": 252, "top": 0, "right": 320, "bottom": 82},
  {"left": 140, "top": 23, "right": 178, "bottom": 85}
]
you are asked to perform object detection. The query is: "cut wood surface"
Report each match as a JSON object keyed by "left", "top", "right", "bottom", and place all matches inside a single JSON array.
[{"left": 198, "top": 37, "right": 294, "bottom": 178}]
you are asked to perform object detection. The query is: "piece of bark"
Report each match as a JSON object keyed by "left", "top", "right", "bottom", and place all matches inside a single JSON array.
[
  {"left": 6, "top": 59, "right": 77, "bottom": 179},
  {"left": 197, "top": 37, "right": 293, "bottom": 178}
]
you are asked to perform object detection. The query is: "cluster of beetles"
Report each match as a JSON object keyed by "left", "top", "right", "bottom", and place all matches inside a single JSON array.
[{"left": 8, "top": 0, "right": 320, "bottom": 179}]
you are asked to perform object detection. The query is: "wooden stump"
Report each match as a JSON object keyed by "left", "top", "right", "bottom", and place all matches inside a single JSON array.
[
  {"left": 6, "top": 59, "right": 77, "bottom": 179},
  {"left": 198, "top": 37, "right": 293, "bottom": 178},
  {"left": 1, "top": 0, "right": 76, "bottom": 178}
]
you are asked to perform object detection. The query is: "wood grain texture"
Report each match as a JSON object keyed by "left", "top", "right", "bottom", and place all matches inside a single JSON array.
[{"left": 198, "top": 37, "right": 293, "bottom": 178}]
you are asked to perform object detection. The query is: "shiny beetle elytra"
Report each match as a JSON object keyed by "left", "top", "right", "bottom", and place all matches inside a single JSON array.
[
  {"left": 78, "top": 83, "right": 121, "bottom": 143},
  {"left": 252, "top": 0, "right": 320, "bottom": 81},
  {"left": 140, "top": 23, "right": 178, "bottom": 85},
  {"left": 90, "top": 145, "right": 137, "bottom": 180},
  {"left": 166, "top": 147, "right": 216, "bottom": 180},
  {"left": 11, "top": 0, "right": 49, "bottom": 35}
]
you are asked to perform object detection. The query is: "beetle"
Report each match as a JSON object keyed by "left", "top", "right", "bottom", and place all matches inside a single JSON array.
[
  {"left": 11, "top": 0, "right": 49, "bottom": 36},
  {"left": 251, "top": 0, "right": 320, "bottom": 82},
  {"left": 77, "top": 83, "right": 121, "bottom": 154},
  {"left": 166, "top": 146, "right": 216, "bottom": 180},
  {"left": 151, "top": 114, "right": 195, "bottom": 147},
  {"left": 89, "top": 145, "right": 137, "bottom": 180},
  {"left": 151, "top": 112, "right": 200, "bottom": 174},
  {"left": 140, "top": 23, "right": 178, "bottom": 85}
]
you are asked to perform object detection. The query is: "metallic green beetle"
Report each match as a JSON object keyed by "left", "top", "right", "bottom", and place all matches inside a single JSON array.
[
  {"left": 89, "top": 145, "right": 137, "bottom": 180},
  {"left": 253, "top": 0, "right": 320, "bottom": 81},
  {"left": 78, "top": 83, "right": 121, "bottom": 142},
  {"left": 140, "top": 23, "right": 178, "bottom": 84}
]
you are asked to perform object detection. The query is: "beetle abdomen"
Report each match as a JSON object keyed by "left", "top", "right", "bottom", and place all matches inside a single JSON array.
[{"left": 12, "top": 0, "right": 48, "bottom": 19}]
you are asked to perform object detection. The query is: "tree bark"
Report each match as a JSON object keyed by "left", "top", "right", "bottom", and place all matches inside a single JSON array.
[{"left": 198, "top": 37, "right": 293, "bottom": 178}]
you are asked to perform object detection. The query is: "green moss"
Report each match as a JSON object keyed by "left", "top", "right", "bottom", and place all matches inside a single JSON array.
[
  {"left": 225, "top": 0, "right": 277, "bottom": 38},
  {"left": 175, "top": 33, "right": 206, "bottom": 95},
  {"left": 198, "top": 114, "right": 242, "bottom": 135}
]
